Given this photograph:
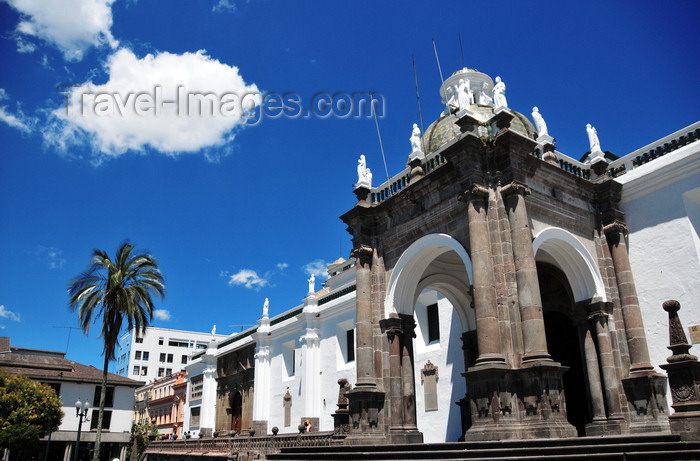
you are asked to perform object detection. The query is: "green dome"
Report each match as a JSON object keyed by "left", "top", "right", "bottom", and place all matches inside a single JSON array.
[{"left": 421, "top": 106, "right": 538, "bottom": 155}]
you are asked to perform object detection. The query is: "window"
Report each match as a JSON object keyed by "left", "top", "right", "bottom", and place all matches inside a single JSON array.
[
  {"left": 181, "top": 355, "right": 188, "bottom": 365},
  {"left": 166, "top": 353, "right": 173, "bottom": 363},
  {"left": 133, "top": 365, "right": 140, "bottom": 375},
  {"left": 43, "top": 382, "right": 61, "bottom": 397},
  {"left": 158, "top": 337, "right": 164, "bottom": 345},
  {"left": 135, "top": 337, "right": 143, "bottom": 343},
  {"left": 93, "top": 386, "right": 114, "bottom": 407},
  {"left": 141, "top": 367, "right": 148, "bottom": 376},
  {"left": 283, "top": 341, "right": 295, "bottom": 377},
  {"left": 90, "top": 410, "right": 112, "bottom": 430},
  {"left": 346, "top": 329, "right": 355, "bottom": 362},
  {"left": 135, "top": 351, "right": 142, "bottom": 360},
  {"left": 160, "top": 353, "right": 166, "bottom": 362},
  {"left": 158, "top": 368, "right": 165, "bottom": 378},
  {"left": 190, "top": 407, "right": 201, "bottom": 427},
  {"left": 426, "top": 303, "right": 440, "bottom": 343},
  {"left": 190, "top": 375, "right": 203, "bottom": 400},
  {"left": 166, "top": 368, "right": 172, "bottom": 376},
  {"left": 143, "top": 351, "right": 150, "bottom": 361},
  {"left": 169, "top": 339, "right": 189, "bottom": 348}
]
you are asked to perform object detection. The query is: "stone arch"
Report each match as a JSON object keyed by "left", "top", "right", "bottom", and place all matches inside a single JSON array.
[
  {"left": 533, "top": 227, "right": 606, "bottom": 302},
  {"left": 384, "top": 233, "right": 473, "bottom": 326}
]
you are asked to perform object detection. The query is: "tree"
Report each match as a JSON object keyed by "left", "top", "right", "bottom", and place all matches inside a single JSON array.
[
  {"left": 68, "top": 242, "right": 164, "bottom": 461},
  {"left": 0, "top": 371, "right": 63, "bottom": 458}
]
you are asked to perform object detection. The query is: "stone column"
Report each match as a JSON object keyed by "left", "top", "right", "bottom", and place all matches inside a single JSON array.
[
  {"left": 461, "top": 184, "right": 505, "bottom": 365},
  {"left": 354, "top": 245, "right": 376, "bottom": 386},
  {"left": 381, "top": 316, "right": 404, "bottom": 430},
  {"left": 399, "top": 314, "right": 418, "bottom": 430},
  {"left": 605, "top": 223, "right": 653, "bottom": 374},
  {"left": 581, "top": 325, "right": 607, "bottom": 425},
  {"left": 501, "top": 182, "right": 551, "bottom": 363},
  {"left": 587, "top": 302, "right": 625, "bottom": 425}
]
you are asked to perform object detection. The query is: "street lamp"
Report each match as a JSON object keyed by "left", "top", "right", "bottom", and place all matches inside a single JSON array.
[{"left": 73, "top": 398, "right": 90, "bottom": 461}]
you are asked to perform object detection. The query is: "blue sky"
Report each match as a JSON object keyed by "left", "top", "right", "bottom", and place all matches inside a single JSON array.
[{"left": 1, "top": 0, "right": 698, "bottom": 370}]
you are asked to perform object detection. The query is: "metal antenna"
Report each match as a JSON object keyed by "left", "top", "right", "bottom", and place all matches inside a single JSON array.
[
  {"left": 459, "top": 34, "right": 466, "bottom": 69},
  {"left": 412, "top": 55, "right": 425, "bottom": 134},
  {"left": 52, "top": 326, "right": 83, "bottom": 354},
  {"left": 370, "top": 92, "right": 390, "bottom": 181},
  {"left": 432, "top": 39, "right": 446, "bottom": 87}
]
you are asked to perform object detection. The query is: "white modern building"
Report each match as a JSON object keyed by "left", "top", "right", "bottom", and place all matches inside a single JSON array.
[
  {"left": 113, "top": 326, "right": 227, "bottom": 384},
  {"left": 0, "top": 336, "right": 142, "bottom": 460}
]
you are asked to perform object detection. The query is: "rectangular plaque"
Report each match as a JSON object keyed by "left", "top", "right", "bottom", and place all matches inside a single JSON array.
[{"left": 689, "top": 324, "right": 700, "bottom": 344}]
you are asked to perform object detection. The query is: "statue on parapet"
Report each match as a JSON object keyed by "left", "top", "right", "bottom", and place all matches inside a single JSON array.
[
  {"left": 587, "top": 123, "right": 602, "bottom": 153},
  {"left": 493, "top": 76, "right": 507, "bottom": 108},
  {"left": 355, "top": 154, "right": 372, "bottom": 189},
  {"left": 263, "top": 298, "right": 269, "bottom": 318},
  {"left": 307, "top": 274, "right": 315, "bottom": 294},
  {"left": 410, "top": 123, "right": 422, "bottom": 153},
  {"left": 457, "top": 78, "right": 473, "bottom": 111},
  {"left": 532, "top": 107, "right": 549, "bottom": 137}
]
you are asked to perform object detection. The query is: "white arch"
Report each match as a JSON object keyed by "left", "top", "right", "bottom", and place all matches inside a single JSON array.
[
  {"left": 385, "top": 233, "right": 473, "bottom": 320},
  {"left": 416, "top": 274, "right": 475, "bottom": 331},
  {"left": 533, "top": 227, "right": 607, "bottom": 302}
]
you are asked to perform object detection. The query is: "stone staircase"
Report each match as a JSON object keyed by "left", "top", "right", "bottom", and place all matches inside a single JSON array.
[{"left": 266, "top": 433, "right": 700, "bottom": 460}]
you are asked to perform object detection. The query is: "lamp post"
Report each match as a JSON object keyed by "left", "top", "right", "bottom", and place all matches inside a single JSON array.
[{"left": 73, "top": 398, "right": 90, "bottom": 461}]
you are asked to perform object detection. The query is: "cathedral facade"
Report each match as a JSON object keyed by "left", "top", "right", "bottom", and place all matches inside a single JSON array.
[{"left": 183, "top": 67, "right": 699, "bottom": 444}]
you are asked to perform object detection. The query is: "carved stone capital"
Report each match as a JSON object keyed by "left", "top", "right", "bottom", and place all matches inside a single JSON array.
[
  {"left": 587, "top": 301, "right": 613, "bottom": 323},
  {"left": 380, "top": 317, "right": 403, "bottom": 342},
  {"left": 459, "top": 183, "right": 489, "bottom": 203},
  {"left": 351, "top": 244, "right": 373, "bottom": 268},
  {"left": 500, "top": 181, "right": 532, "bottom": 198},
  {"left": 603, "top": 220, "right": 629, "bottom": 237}
]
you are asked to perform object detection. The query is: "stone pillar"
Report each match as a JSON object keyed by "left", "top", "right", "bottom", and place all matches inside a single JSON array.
[
  {"left": 300, "top": 325, "right": 321, "bottom": 422},
  {"left": 345, "top": 245, "right": 387, "bottom": 445},
  {"left": 581, "top": 324, "right": 608, "bottom": 431},
  {"left": 587, "top": 302, "right": 626, "bottom": 431},
  {"left": 354, "top": 245, "right": 376, "bottom": 386},
  {"left": 461, "top": 184, "right": 505, "bottom": 365},
  {"left": 605, "top": 223, "right": 653, "bottom": 374},
  {"left": 381, "top": 316, "right": 404, "bottom": 430},
  {"left": 659, "top": 300, "right": 700, "bottom": 440},
  {"left": 399, "top": 314, "right": 419, "bottom": 431},
  {"left": 501, "top": 182, "right": 551, "bottom": 363}
]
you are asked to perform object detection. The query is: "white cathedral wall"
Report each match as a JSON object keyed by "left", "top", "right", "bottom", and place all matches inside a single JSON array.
[
  {"left": 617, "top": 142, "right": 700, "bottom": 410},
  {"left": 413, "top": 291, "right": 467, "bottom": 443}
]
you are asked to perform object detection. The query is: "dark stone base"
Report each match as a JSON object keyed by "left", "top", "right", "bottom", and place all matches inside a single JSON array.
[
  {"left": 388, "top": 428, "right": 423, "bottom": 444},
  {"left": 198, "top": 427, "right": 213, "bottom": 438},
  {"left": 344, "top": 385, "right": 387, "bottom": 445},
  {"left": 622, "top": 373, "right": 671, "bottom": 433},
  {"left": 251, "top": 420, "right": 268, "bottom": 436},
  {"left": 585, "top": 418, "right": 627, "bottom": 436},
  {"left": 669, "top": 412, "right": 700, "bottom": 441},
  {"left": 463, "top": 362, "right": 577, "bottom": 441}
]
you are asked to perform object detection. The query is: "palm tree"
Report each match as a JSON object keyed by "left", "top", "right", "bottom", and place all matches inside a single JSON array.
[{"left": 68, "top": 242, "right": 164, "bottom": 461}]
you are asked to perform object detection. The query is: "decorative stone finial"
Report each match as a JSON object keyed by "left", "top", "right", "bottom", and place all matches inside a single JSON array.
[{"left": 663, "top": 300, "right": 697, "bottom": 362}]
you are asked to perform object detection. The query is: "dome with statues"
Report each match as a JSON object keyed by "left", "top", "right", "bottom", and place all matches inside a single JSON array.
[{"left": 420, "top": 68, "right": 538, "bottom": 155}]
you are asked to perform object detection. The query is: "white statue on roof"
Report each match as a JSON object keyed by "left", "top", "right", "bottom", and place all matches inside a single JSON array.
[
  {"left": 308, "top": 274, "right": 315, "bottom": 294},
  {"left": 263, "top": 298, "right": 269, "bottom": 318},
  {"left": 355, "top": 154, "right": 372, "bottom": 189},
  {"left": 493, "top": 76, "right": 507, "bottom": 109},
  {"left": 532, "top": 107, "right": 548, "bottom": 137},
  {"left": 457, "top": 79, "right": 473, "bottom": 111},
  {"left": 587, "top": 123, "right": 602, "bottom": 153},
  {"left": 410, "top": 123, "right": 422, "bottom": 153},
  {"left": 211, "top": 325, "right": 216, "bottom": 340}
]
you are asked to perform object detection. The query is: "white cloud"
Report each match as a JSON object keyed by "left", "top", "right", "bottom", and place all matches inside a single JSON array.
[
  {"left": 276, "top": 263, "right": 288, "bottom": 271},
  {"left": 227, "top": 269, "right": 269, "bottom": 289},
  {"left": 33, "top": 245, "right": 67, "bottom": 269},
  {"left": 153, "top": 309, "right": 171, "bottom": 321},
  {"left": 0, "top": 305, "right": 21, "bottom": 323},
  {"left": 6, "top": 0, "right": 118, "bottom": 61},
  {"left": 45, "top": 48, "right": 261, "bottom": 164},
  {"left": 213, "top": 0, "right": 236, "bottom": 12},
  {"left": 303, "top": 260, "right": 330, "bottom": 279},
  {"left": 0, "top": 89, "right": 36, "bottom": 134}
]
